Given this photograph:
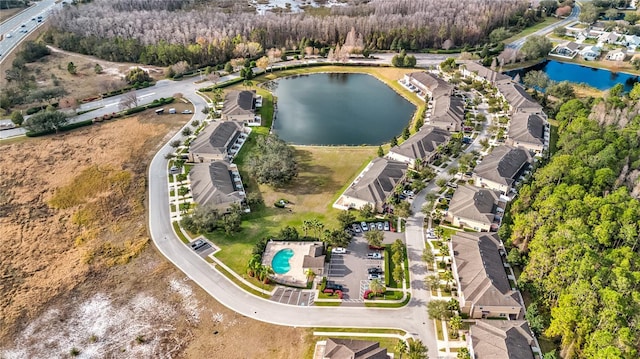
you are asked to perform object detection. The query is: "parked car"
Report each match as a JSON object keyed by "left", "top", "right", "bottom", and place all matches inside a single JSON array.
[
  {"left": 376, "top": 222, "right": 383, "bottom": 231},
  {"left": 352, "top": 224, "right": 361, "bottom": 233},
  {"left": 368, "top": 273, "right": 383, "bottom": 280},
  {"left": 368, "top": 267, "right": 383, "bottom": 274},
  {"left": 361, "top": 222, "right": 368, "bottom": 231},
  {"left": 384, "top": 222, "right": 390, "bottom": 231},
  {"left": 189, "top": 239, "right": 206, "bottom": 250},
  {"left": 367, "top": 253, "right": 382, "bottom": 259},
  {"left": 332, "top": 247, "right": 347, "bottom": 254},
  {"left": 326, "top": 282, "right": 343, "bottom": 291},
  {"left": 181, "top": 109, "right": 193, "bottom": 114}
]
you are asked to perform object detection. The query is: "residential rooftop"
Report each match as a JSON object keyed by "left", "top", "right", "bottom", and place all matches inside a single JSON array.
[
  {"left": 470, "top": 320, "right": 535, "bottom": 359},
  {"left": 448, "top": 185, "right": 499, "bottom": 226},
  {"left": 473, "top": 145, "right": 531, "bottom": 187},
  {"left": 508, "top": 112, "right": 545, "bottom": 147},
  {"left": 189, "top": 161, "right": 245, "bottom": 209}
]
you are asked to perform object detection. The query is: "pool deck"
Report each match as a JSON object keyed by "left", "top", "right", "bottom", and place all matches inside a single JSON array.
[{"left": 262, "top": 241, "right": 316, "bottom": 286}]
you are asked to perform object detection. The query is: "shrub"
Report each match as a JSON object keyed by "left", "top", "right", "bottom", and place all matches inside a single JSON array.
[
  {"left": 323, "top": 288, "right": 334, "bottom": 294},
  {"left": 363, "top": 289, "right": 372, "bottom": 300}
]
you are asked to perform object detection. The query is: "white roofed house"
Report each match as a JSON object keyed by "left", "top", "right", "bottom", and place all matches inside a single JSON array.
[
  {"left": 623, "top": 34, "right": 640, "bottom": 50},
  {"left": 580, "top": 46, "right": 602, "bottom": 61},
  {"left": 449, "top": 232, "right": 524, "bottom": 320},
  {"left": 472, "top": 145, "right": 532, "bottom": 195},
  {"left": 606, "top": 48, "right": 626, "bottom": 61},
  {"left": 598, "top": 31, "right": 620, "bottom": 44},
  {"left": 446, "top": 185, "right": 501, "bottom": 232},
  {"left": 386, "top": 126, "right": 451, "bottom": 167},
  {"left": 333, "top": 158, "right": 408, "bottom": 213}
]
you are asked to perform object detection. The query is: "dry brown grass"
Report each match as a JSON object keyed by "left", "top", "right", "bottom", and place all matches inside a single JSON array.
[
  {"left": 0, "top": 109, "right": 309, "bottom": 358},
  {"left": 0, "top": 7, "right": 22, "bottom": 22}
]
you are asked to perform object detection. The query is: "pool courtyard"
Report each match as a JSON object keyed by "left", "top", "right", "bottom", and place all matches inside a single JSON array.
[{"left": 262, "top": 241, "right": 324, "bottom": 286}]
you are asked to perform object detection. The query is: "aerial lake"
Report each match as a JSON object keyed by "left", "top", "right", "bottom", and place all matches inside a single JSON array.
[
  {"left": 508, "top": 60, "right": 640, "bottom": 91},
  {"left": 269, "top": 73, "right": 415, "bottom": 145}
]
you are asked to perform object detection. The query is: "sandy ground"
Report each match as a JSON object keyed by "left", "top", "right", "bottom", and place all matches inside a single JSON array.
[{"left": 0, "top": 110, "right": 309, "bottom": 358}]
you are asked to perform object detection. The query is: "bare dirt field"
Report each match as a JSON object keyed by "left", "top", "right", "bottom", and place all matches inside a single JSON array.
[
  {"left": 0, "top": 110, "right": 309, "bottom": 358},
  {"left": 0, "top": 7, "right": 23, "bottom": 22}
]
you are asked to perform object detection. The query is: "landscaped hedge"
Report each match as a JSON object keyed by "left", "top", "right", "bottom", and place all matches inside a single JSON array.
[
  {"left": 319, "top": 277, "right": 327, "bottom": 292},
  {"left": 26, "top": 102, "right": 59, "bottom": 115},
  {"left": 99, "top": 82, "right": 154, "bottom": 100},
  {"left": 26, "top": 119, "right": 94, "bottom": 137},
  {"left": 124, "top": 97, "right": 174, "bottom": 115},
  {"left": 384, "top": 246, "right": 392, "bottom": 287},
  {"left": 199, "top": 77, "right": 244, "bottom": 92}
]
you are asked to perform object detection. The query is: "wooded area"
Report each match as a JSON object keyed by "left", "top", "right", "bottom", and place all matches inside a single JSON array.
[
  {"left": 45, "top": 0, "right": 529, "bottom": 66},
  {"left": 500, "top": 92, "right": 640, "bottom": 358}
]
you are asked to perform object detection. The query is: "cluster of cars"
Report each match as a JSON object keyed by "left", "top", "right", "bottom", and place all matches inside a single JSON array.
[
  {"left": 367, "top": 266, "right": 383, "bottom": 280},
  {"left": 353, "top": 221, "right": 390, "bottom": 233},
  {"left": 425, "top": 228, "right": 437, "bottom": 240}
]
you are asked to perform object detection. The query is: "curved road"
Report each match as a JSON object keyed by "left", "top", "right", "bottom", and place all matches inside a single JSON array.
[
  {"left": 148, "top": 91, "right": 440, "bottom": 355},
  {"left": 507, "top": 4, "right": 581, "bottom": 49}
]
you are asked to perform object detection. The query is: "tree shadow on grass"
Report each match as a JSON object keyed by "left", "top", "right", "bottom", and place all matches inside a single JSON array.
[{"left": 276, "top": 148, "right": 337, "bottom": 195}]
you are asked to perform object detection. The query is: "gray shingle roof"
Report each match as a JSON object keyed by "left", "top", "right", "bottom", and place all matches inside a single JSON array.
[
  {"left": 508, "top": 112, "right": 545, "bottom": 146},
  {"left": 389, "top": 126, "right": 450, "bottom": 161},
  {"left": 473, "top": 145, "right": 531, "bottom": 187},
  {"left": 470, "top": 320, "right": 535, "bottom": 359},
  {"left": 448, "top": 185, "right": 499, "bottom": 225},
  {"left": 451, "top": 232, "right": 522, "bottom": 310},
  {"left": 431, "top": 96, "right": 465, "bottom": 131},
  {"left": 461, "top": 61, "right": 511, "bottom": 84},
  {"left": 189, "top": 121, "right": 242, "bottom": 156},
  {"left": 222, "top": 90, "right": 255, "bottom": 116},
  {"left": 189, "top": 162, "right": 244, "bottom": 208},
  {"left": 407, "top": 71, "right": 452, "bottom": 99},
  {"left": 324, "top": 338, "right": 389, "bottom": 359},
  {"left": 496, "top": 82, "right": 543, "bottom": 113},
  {"left": 344, "top": 158, "right": 407, "bottom": 208}
]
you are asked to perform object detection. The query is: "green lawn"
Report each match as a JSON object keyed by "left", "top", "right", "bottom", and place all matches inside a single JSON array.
[
  {"left": 314, "top": 301, "right": 342, "bottom": 307},
  {"left": 173, "top": 221, "right": 190, "bottom": 244},
  {"left": 364, "top": 293, "right": 411, "bottom": 308},
  {"left": 312, "top": 328, "right": 406, "bottom": 335},
  {"left": 435, "top": 319, "right": 444, "bottom": 340},
  {"left": 214, "top": 264, "right": 272, "bottom": 298},
  {"left": 503, "top": 16, "right": 562, "bottom": 44}
]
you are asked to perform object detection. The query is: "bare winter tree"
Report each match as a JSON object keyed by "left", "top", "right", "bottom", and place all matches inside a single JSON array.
[{"left": 119, "top": 91, "right": 139, "bottom": 110}]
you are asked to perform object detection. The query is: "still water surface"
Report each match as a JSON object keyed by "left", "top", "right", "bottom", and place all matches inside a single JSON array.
[{"left": 270, "top": 73, "right": 415, "bottom": 145}]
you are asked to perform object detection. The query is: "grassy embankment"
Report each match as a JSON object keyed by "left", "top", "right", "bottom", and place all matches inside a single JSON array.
[{"left": 202, "top": 66, "right": 421, "bottom": 279}]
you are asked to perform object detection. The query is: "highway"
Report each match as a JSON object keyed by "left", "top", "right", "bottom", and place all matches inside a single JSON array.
[
  {"left": 0, "top": 0, "right": 60, "bottom": 63},
  {"left": 506, "top": 4, "right": 581, "bottom": 50}
]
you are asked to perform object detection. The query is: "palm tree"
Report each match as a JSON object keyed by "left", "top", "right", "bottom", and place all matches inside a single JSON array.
[
  {"left": 394, "top": 340, "right": 408, "bottom": 359},
  {"left": 425, "top": 274, "right": 440, "bottom": 290},
  {"left": 305, "top": 269, "right": 316, "bottom": 283},
  {"left": 257, "top": 265, "right": 274, "bottom": 283},
  {"left": 302, "top": 220, "right": 312, "bottom": 237},
  {"left": 369, "top": 278, "right": 386, "bottom": 296},
  {"left": 449, "top": 315, "right": 462, "bottom": 339},
  {"left": 406, "top": 339, "right": 428, "bottom": 359},
  {"left": 247, "top": 254, "right": 261, "bottom": 277},
  {"left": 442, "top": 270, "right": 455, "bottom": 292}
]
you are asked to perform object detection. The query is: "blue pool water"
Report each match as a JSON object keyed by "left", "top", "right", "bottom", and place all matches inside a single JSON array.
[{"left": 271, "top": 248, "right": 294, "bottom": 274}]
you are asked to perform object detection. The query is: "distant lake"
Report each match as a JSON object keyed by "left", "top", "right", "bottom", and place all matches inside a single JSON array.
[
  {"left": 507, "top": 60, "right": 640, "bottom": 91},
  {"left": 269, "top": 73, "right": 415, "bottom": 145}
]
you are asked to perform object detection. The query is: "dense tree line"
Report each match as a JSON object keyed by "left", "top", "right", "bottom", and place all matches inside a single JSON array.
[
  {"left": 45, "top": 0, "right": 529, "bottom": 67},
  {"left": 500, "top": 92, "right": 640, "bottom": 358}
]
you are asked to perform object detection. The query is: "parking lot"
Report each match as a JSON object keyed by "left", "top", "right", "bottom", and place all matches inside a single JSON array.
[
  {"left": 326, "top": 224, "right": 404, "bottom": 302},
  {"left": 270, "top": 287, "right": 314, "bottom": 306}
]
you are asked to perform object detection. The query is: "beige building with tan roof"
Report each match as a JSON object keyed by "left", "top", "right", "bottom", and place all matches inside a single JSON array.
[
  {"left": 189, "top": 161, "right": 245, "bottom": 212},
  {"left": 469, "top": 320, "right": 538, "bottom": 358},
  {"left": 450, "top": 232, "right": 524, "bottom": 320},
  {"left": 473, "top": 145, "right": 532, "bottom": 195},
  {"left": 506, "top": 112, "right": 548, "bottom": 155},
  {"left": 446, "top": 185, "right": 501, "bottom": 232},
  {"left": 386, "top": 125, "right": 450, "bottom": 167}
]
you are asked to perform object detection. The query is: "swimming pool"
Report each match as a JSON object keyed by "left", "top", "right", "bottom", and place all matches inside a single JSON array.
[{"left": 271, "top": 248, "right": 294, "bottom": 274}]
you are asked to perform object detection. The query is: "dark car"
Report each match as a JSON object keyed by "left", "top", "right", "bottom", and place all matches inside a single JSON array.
[
  {"left": 326, "top": 281, "right": 343, "bottom": 291},
  {"left": 368, "top": 267, "right": 383, "bottom": 274},
  {"left": 190, "top": 239, "right": 206, "bottom": 250}
]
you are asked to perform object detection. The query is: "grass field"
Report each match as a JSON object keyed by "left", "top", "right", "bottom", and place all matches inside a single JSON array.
[
  {"left": 210, "top": 144, "right": 376, "bottom": 275},
  {"left": 503, "top": 16, "right": 562, "bottom": 44}
]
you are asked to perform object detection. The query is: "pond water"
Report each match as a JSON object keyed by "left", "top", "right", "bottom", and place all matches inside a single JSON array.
[
  {"left": 507, "top": 60, "right": 640, "bottom": 91},
  {"left": 269, "top": 73, "right": 415, "bottom": 146}
]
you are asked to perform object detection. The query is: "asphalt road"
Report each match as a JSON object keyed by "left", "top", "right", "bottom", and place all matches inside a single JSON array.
[
  {"left": 0, "top": 0, "right": 60, "bottom": 63},
  {"left": 146, "top": 90, "right": 441, "bottom": 356},
  {"left": 507, "top": 5, "right": 581, "bottom": 50}
]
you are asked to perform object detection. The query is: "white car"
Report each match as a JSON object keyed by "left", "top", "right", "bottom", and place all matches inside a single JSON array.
[
  {"left": 368, "top": 273, "right": 383, "bottom": 280},
  {"left": 332, "top": 247, "right": 347, "bottom": 254},
  {"left": 367, "top": 253, "right": 382, "bottom": 259},
  {"left": 361, "top": 222, "right": 369, "bottom": 231}
]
